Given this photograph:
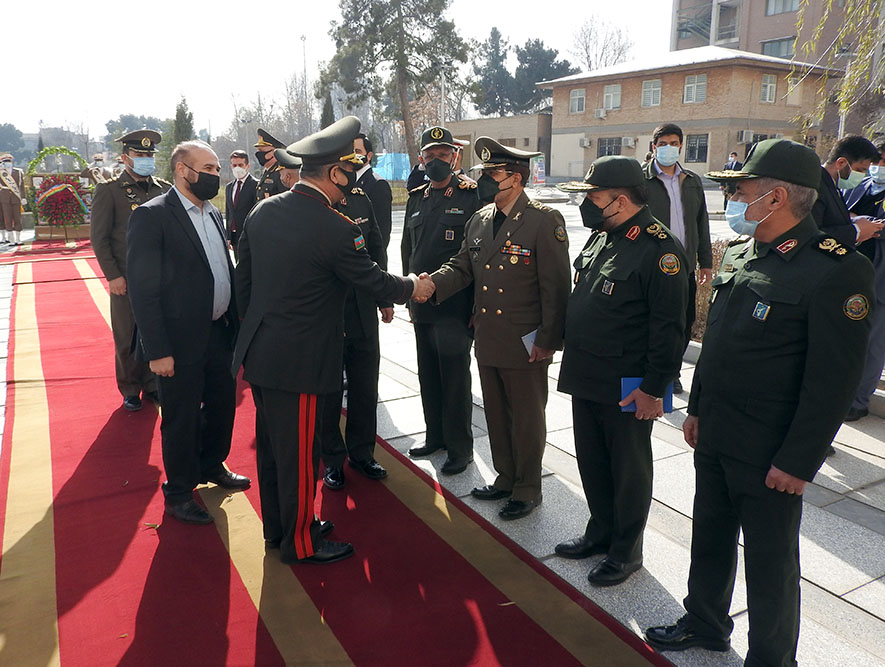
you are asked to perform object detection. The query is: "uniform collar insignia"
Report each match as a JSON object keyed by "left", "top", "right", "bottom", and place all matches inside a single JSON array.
[
  {"left": 626, "top": 225, "right": 640, "bottom": 241},
  {"left": 776, "top": 238, "right": 797, "bottom": 254}
]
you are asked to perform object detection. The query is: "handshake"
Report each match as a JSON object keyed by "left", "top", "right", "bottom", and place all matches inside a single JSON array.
[{"left": 409, "top": 272, "right": 436, "bottom": 303}]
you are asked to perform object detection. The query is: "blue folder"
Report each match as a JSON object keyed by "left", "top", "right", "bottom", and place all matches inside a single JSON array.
[{"left": 620, "top": 377, "right": 674, "bottom": 413}]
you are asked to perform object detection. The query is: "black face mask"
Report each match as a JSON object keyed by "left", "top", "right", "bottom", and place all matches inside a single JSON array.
[
  {"left": 424, "top": 158, "right": 452, "bottom": 183},
  {"left": 477, "top": 172, "right": 512, "bottom": 204},
  {"left": 579, "top": 195, "right": 616, "bottom": 230},
  {"left": 331, "top": 165, "right": 358, "bottom": 195},
  {"left": 184, "top": 164, "right": 220, "bottom": 201},
  {"left": 255, "top": 150, "right": 270, "bottom": 166}
]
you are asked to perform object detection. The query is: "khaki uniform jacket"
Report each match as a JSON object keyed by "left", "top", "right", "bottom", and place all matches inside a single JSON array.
[
  {"left": 256, "top": 164, "right": 286, "bottom": 200},
  {"left": 689, "top": 216, "right": 875, "bottom": 481},
  {"left": 0, "top": 168, "right": 26, "bottom": 202},
  {"left": 91, "top": 171, "right": 170, "bottom": 281},
  {"left": 431, "top": 191, "right": 571, "bottom": 369}
]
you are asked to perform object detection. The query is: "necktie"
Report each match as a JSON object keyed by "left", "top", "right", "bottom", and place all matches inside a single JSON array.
[{"left": 234, "top": 180, "right": 242, "bottom": 207}]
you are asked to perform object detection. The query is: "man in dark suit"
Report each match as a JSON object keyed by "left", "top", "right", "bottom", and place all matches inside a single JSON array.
[
  {"left": 720, "top": 151, "right": 742, "bottom": 207},
  {"left": 813, "top": 135, "right": 882, "bottom": 247},
  {"left": 353, "top": 133, "right": 393, "bottom": 247},
  {"left": 233, "top": 117, "right": 433, "bottom": 565},
  {"left": 224, "top": 149, "right": 258, "bottom": 258},
  {"left": 128, "top": 140, "right": 250, "bottom": 526}
]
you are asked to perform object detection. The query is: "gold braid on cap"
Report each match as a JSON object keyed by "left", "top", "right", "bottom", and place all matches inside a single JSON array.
[{"left": 338, "top": 152, "right": 365, "bottom": 165}]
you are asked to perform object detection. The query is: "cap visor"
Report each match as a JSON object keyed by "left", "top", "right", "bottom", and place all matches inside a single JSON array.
[
  {"left": 556, "top": 181, "right": 602, "bottom": 192},
  {"left": 704, "top": 170, "right": 756, "bottom": 183},
  {"left": 468, "top": 161, "right": 511, "bottom": 171},
  {"left": 420, "top": 141, "right": 458, "bottom": 151}
]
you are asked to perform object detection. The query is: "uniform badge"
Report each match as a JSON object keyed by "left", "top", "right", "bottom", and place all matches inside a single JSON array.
[
  {"left": 646, "top": 223, "right": 662, "bottom": 235},
  {"left": 445, "top": 229, "right": 455, "bottom": 241},
  {"left": 130, "top": 203, "right": 138, "bottom": 210},
  {"left": 554, "top": 225, "right": 567, "bottom": 242},
  {"left": 723, "top": 263, "right": 734, "bottom": 272},
  {"left": 141, "top": 137, "right": 151, "bottom": 148},
  {"left": 505, "top": 240, "right": 512, "bottom": 247},
  {"left": 430, "top": 127, "right": 444, "bottom": 140},
  {"left": 513, "top": 212, "right": 521, "bottom": 221},
  {"left": 626, "top": 225, "right": 640, "bottom": 241},
  {"left": 481, "top": 147, "right": 491, "bottom": 161},
  {"left": 776, "top": 239, "right": 797, "bottom": 254},
  {"left": 844, "top": 294, "right": 870, "bottom": 320},
  {"left": 659, "top": 253, "right": 680, "bottom": 275},
  {"left": 444, "top": 187, "right": 453, "bottom": 198},
  {"left": 752, "top": 302, "right": 770, "bottom": 321},
  {"left": 354, "top": 234, "right": 366, "bottom": 251},
  {"left": 445, "top": 207, "right": 463, "bottom": 215},
  {"left": 423, "top": 187, "right": 430, "bottom": 199},
  {"left": 602, "top": 280, "right": 614, "bottom": 295},
  {"left": 510, "top": 255, "right": 518, "bottom": 264}
]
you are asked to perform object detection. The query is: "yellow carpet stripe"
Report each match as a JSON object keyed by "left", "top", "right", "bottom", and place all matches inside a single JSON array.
[
  {"left": 374, "top": 445, "right": 651, "bottom": 667},
  {"left": 0, "top": 263, "right": 61, "bottom": 665},
  {"left": 69, "top": 262, "right": 352, "bottom": 665}
]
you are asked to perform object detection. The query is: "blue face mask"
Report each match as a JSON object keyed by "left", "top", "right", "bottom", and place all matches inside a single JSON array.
[
  {"left": 867, "top": 165, "right": 885, "bottom": 184},
  {"left": 655, "top": 145, "right": 680, "bottom": 167},
  {"left": 725, "top": 189, "right": 775, "bottom": 236},
  {"left": 837, "top": 167, "right": 866, "bottom": 190},
  {"left": 131, "top": 156, "right": 155, "bottom": 177}
]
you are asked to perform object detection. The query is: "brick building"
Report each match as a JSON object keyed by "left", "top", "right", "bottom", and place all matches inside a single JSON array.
[
  {"left": 445, "top": 114, "right": 552, "bottom": 172},
  {"left": 538, "top": 46, "right": 838, "bottom": 179}
]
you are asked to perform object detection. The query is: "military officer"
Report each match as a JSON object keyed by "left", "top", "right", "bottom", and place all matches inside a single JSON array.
[
  {"left": 233, "top": 116, "right": 433, "bottom": 565},
  {"left": 80, "top": 153, "right": 114, "bottom": 185},
  {"left": 554, "top": 156, "right": 689, "bottom": 586},
  {"left": 274, "top": 149, "right": 301, "bottom": 190},
  {"left": 429, "top": 137, "right": 571, "bottom": 520},
  {"left": 645, "top": 139, "right": 875, "bottom": 666},
  {"left": 254, "top": 128, "right": 288, "bottom": 200},
  {"left": 91, "top": 129, "right": 171, "bottom": 411},
  {"left": 0, "top": 153, "right": 26, "bottom": 246},
  {"left": 402, "top": 126, "right": 481, "bottom": 475}
]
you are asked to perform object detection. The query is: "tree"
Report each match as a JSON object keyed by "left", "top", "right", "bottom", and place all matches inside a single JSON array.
[
  {"left": 104, "top": 114, "right": 166, "bottom": 145},
  {"left": 796, "top": 0, "right": 885, "bottom": 136},
  {"left": 172, "top": 97, "right": 195, "bottom": 145},
  {"left": 0, "top": 124, "right": 24, "bottom": 155},
  {"left": 321, "top": 91, "right": 335, "bottom": 129},
  {"left": 321, "top": 0, "right": 468, "bottom": 164},
  {"left": 510, "top": 40, "right": 578, "bottom": 113},
  {"left": 571, "top": 17, "right": 634, "bottom": 72},
  {"left": 472, "top": 28, "right": 513, "bottom": 116}
]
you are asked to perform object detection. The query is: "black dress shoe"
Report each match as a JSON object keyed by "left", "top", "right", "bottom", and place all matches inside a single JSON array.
[
  {"left": 318, "top": 519, "right": 334, "bottom": 537},
  {"left": 587, "top": 557, "right": 642, "bottom": 586},
  {"left": 297, "top": 539, "right": 354, "bottom": 564},
  {"left": 441, "top": 456, "right": 473, "bottom": 475},
  {"left": 471, "top": 485, "right": 511, "bottom": 501},
  {"left": 499, "top": 497, "right": 541, "bottom": 520},
  {"left": 203, "top": 470, "right": 251, "bottom": 489},
  {"left": 554, "top": 535, "right": 608, "bottom": 559},
  {"left": 673, "top": 378, "right": 684, "bottom": 394},
  {"left": 408, "top": 442, "right": 445, "bottom": 457},
  {"left": 165, "top": 499, "right": 213, "bottom": 525},
  {"left": 844, "top": 406, "right": 868, "bottom": 422},
  {"left": 323, "top": 466, "right": 345, "bottom": 490},
  {"left": 348, "top": 458, "right": 388, "bottom": 480},
  {"left": 644, "top": 617, "right": 730, "bottom": 652},
  {"left": 123, "top": 395, "right": 143, "bottom": 412},
  {"left": 143, "top": 390, "right": 160, "bottom": 404}
]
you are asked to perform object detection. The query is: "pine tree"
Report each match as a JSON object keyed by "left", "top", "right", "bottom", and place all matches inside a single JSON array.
[{"left": 321, "top": 92, "right": 335, "bottom": 129}]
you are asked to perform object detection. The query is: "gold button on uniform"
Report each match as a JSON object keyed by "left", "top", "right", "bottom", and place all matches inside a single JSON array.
[
  {"left": 498, "top": 265, "right": 504, "bottom": 270},
  {"left": 496, "top": 309, "right": 502, "bottom": 315},
  {"left": 481, "top": 307, "right": 487, "bottom": 313},
  {"left": 482, "top": 285, "right": 488, "bottom": 291},
  {"left": 498, "top": 288, "right": 503, "bottom": 294},
  {"left": 485, "top": 264, "right": 490, "bottom": 270}
]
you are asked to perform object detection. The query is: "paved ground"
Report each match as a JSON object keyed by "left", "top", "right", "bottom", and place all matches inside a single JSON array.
[{"left": 2, "top": 206, "right": 883, "bottom": 665}]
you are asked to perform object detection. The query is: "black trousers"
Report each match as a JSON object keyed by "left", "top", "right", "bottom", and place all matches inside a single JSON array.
[
  {"left": 571, "top": 398, "right": 653, "bottom": 564},
  {"left": 320, "top": 334, "right": 380, "bottom": 467},
  {"left": 251, "top": 386, "right": 327, "bottom": 563},
  {"left": 684, "top": 448, "right": 802, "bottom": 667},
  {"left": 157, "top": 320, "right": 236, "bottom": 505},
  {"left": 414, "top": 320, "right": 474, "bottom": 460}
]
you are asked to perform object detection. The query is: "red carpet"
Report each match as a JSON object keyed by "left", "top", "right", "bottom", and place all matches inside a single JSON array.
[{"left": 0, "top": 256, "right": 671, "bottom": 666}]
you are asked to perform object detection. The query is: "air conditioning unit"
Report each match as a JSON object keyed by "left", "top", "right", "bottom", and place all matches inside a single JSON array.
[
  {"left": 621, "top": 136, "right": 635, "bottom": 148},
  {"left": 738, "top": 130, "right": 755, "bottom": 143},
  {"left": 579, "top": 138, "right": 591, "bottom": 148},
  {"left": 594, "top": 108, "right": 607, "bottom": 119}
]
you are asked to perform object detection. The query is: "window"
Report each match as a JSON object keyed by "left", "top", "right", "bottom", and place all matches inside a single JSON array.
[
  {"left": 499, "top": 138, "right": 517, "bottom": 147},
  {"left": 597, "top": 138, "right": 622, "bottom": 158},
  {"left": 753, "top": 133, "right": 769, "bottom": 144},
  {"left": 683, "top": 74, "right": 707, "bottom": 103},
  {"left": 761, "top": 74, "right": 777, "bottom": 103},
  {"left": 523, "top": 138, "right": 530, "bottom": 147},
  {"left": 766, "top": 0, "right": 799, "bottom": 15},
  {"left": 761, "top": 37, "right": 795, "bottom": 58},
  {"left": 786, "top": 77, "right": 802, "bottom": 106},
  {"left": 603, "top": 84, "right": 621, "bottom": 110},
  {"left": 569, "top": 89, "right": 586, "bottom": 114},
  {"left": 685, "top": 134, "right": 709, "bottom": 163},
  {"left": 641, "top": 79, "right": 662, "bottom": 107}
]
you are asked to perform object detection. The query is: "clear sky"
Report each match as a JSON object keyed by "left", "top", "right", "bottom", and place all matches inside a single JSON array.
[{"left": 8, "top": 0, "right": 671, "bottom": 140}]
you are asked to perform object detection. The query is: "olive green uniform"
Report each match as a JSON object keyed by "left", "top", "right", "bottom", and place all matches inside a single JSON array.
[
  {"left": 256, "top": 163, "right": 286, "bottom": 200},
  {"left": 558, "top": 208, "right": 688, "bottom": 564},
  {"left": 431, "top": 191, "right": 571, "bottom": 501},
  {"left": 91, "top": 171, "right": 171, "bottom": 397},
  {"left": 684, "top": 216, "right": 874, "bottom": 666},
  {"left": 402, "top": 175, "right": 480, "bottom": 461}
]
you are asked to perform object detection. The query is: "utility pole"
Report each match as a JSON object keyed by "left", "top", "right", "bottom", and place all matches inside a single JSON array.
[{"left": 302, "top": 35, "right": 310, "bottom": 134}]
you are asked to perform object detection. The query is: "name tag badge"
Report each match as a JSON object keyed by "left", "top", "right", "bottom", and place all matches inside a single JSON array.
[
  {"left": 752, "top": 301, "right": 770, "bottom": 321},
  {"left": 445, "top": 229, "right": 455, "bottom": 241},
  {"left": 445, "top": 207, "right": 464, "bottom": 215},
  {"left": 602, "top": 280, "right": 614, "bottom": 295}
]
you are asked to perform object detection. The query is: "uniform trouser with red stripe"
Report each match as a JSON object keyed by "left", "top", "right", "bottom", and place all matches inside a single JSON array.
[{"left": 250, "top": 385, "right": 325, "bottom": 563}]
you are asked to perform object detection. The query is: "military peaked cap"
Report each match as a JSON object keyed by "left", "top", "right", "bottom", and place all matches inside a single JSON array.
[
  {"left": 420, "top": 126, "right": 458, "bottom": 151},
  {"left": 705, "top": 138, "right": 821, "bottom": 189},
  {"left": 274, "top": 148, "right": 303, "bottom": 169},
  {"left": 471, "top": 136, "right": 541, "bottom": 170},
  {"left": 557, "top": 155, "right": 645, "bottom": 192},
  {"left": 254, "top": 128, "right": 286, "bottom": 149},
  {"left": 286, "top": 116, "right": 365, "bottom": 167},
  {"left": 116, "top": 129, "right": 161, "bottom": 153}
]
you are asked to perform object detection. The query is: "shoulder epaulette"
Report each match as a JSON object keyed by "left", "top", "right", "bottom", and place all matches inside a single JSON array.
[
  {"left": 408, "top": 183, "right": 429, "bottom": 195},
  {"left": 458, "top": 179, "right": 477, "bottom": 190},
  {"left": 645, "top": 221, "right": 671, "bottom": 241},
  {"left": 156, "top": 178, "right": 172, "bottom": 186},
  {"left": 527, "top": 200, "right": 551, "bottom": 212},
  {"left": 350, "top": 187, "right": 366, "bottom": 196},
  {"left": 727, "top": 236, "right": 751, "bottom": 247},
  {"left": 815, "top": 235, "right": 851, "bottom": 258}
]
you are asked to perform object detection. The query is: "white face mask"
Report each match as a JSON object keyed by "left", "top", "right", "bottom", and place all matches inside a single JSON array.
[
  {"left": 95, "top": 160, "right": 104, "bottom": 167},
  {"left": 231, "top": 166, "right": 248, "bottom": 180},
  {"left": 0, "top": 161, "right": 11, "bottom": 170}
]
